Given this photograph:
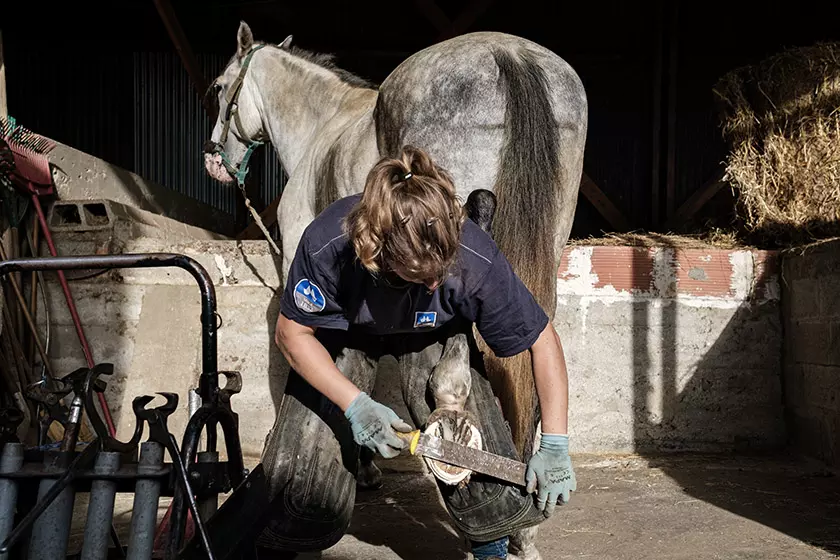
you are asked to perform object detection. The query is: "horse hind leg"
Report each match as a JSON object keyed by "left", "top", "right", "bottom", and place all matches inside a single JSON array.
[
  {"left": 465, "top": 189, "right": 544, "bottom": 559},
  {"left": 428, "top": 332, "right": 472, "bottom": 415},
  {"left": 425, "top": 332, "right": 485, "bottom": 486},
  {"left": 508, "top": 525, "right": 543, "bottom": 560}
]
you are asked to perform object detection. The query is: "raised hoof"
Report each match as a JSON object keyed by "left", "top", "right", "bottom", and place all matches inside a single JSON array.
[
  {"left": 356, "top": 458, "right": 383, "bottom": 491},
  {"left": 424, "top": 408, "right": 483, "bottom": 486}
]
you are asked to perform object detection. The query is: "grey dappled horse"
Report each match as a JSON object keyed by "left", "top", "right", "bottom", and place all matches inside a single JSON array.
[{"left": 204, "top": 22, "right": 587, "bottom": 558}]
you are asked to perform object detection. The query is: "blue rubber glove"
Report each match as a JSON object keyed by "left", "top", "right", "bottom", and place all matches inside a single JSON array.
[
  {"left": 525, "top": 433, "right": 576, "bottom": 516},
  {"left": 344, "top": 392, "right": 413, "bottom": 459}
]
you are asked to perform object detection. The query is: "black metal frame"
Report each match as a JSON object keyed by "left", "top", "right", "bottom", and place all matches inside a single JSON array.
[{"left": 0, "top": 253, "right": 251, "bottom": 558}]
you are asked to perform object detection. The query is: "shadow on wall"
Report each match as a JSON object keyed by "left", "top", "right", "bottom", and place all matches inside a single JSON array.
[{"left": 627, "top": 242, "right": 840, "bottom": 555}]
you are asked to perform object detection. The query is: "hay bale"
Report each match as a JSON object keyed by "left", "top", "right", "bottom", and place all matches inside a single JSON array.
[{"left": 714, "top": 42, "right": 840, "bottom": 244}]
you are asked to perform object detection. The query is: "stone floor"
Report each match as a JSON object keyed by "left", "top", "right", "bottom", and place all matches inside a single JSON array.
[{"left": 62, "top": 452, "right": 840, "bottom": 559}]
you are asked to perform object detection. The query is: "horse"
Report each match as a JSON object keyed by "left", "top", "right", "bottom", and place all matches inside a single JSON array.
[{"left": 204, "top": 21, "right": 587, "bottom": 557}]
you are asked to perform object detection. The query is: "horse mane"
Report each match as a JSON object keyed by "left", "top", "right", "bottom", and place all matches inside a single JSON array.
[
  {"left": 286, "top": 45, "right": 378, "bottom": 90},
  {"left": 226, "top": 41, "right": 378, "bottom": 91}
]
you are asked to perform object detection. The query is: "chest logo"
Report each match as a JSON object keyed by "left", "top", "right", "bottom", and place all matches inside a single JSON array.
[
  {"left": 414, "top": 311, "right": 437, "bottom": 328},
  {"left": 293, "top": 279, "right": 326, "bottom": 313}
]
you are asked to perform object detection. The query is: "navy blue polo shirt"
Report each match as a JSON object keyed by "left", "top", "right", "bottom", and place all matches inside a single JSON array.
[{"left": 280, "top": 194, "right": 549, "bottom": 358}]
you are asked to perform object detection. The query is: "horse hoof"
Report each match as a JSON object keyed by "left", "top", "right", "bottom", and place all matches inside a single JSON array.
[
  {"left": 424, "top": 408, "right": 482, "bottom": 486},
  {"left": 509, "top": 526, "right": 543, "bottom": 560},
  {"left": 356, "top": 459, "right": 383, "bottom": 491}
]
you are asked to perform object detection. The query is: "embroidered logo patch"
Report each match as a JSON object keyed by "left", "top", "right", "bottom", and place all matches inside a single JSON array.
[
  {"left": 414, "top": 311, "right": 437, "bottom": 328},
  {"left": 293, "top": 279, "right": 326, "bottom": 313}
]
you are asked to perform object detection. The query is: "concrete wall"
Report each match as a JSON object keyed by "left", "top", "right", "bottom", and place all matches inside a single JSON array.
[
  {"left": 782, "top": 239, "right": 840, "bottom": 466},
  {"left": 36, "top": 224, "right": 787, "bottom": 459},
  {"left": 556, "top": 245, "right": 785, "bottom": 453}
]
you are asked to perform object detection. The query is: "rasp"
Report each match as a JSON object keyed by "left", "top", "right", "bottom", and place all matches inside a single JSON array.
[{"left": 400, "top": 429, "right": 528, "bottom": 487}]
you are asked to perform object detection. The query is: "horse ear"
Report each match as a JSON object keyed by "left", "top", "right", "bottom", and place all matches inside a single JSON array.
[
  {"left": 237, "top": 21, "right": 254, "bottom": 58},
  {"left": 278, "top": 35, "right": 293, "bottom": 50}
]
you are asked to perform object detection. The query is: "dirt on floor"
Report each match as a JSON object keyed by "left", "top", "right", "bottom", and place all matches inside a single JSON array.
[{"left": 65, "top": 452, "right": 840, "bottom": 559}]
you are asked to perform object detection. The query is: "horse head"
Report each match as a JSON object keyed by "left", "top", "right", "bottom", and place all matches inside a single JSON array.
[{"left": 203, "top": 21, "right": 292, "bottom": 186}]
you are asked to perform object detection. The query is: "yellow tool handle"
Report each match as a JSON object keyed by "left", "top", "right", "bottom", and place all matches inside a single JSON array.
[{"left": 397, "top": 429, "right": 422, "bottom": 455}]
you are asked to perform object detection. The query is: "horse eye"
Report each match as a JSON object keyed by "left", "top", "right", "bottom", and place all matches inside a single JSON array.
[
  {"left": 204, "top": 83, "right": 222, "bottom": 112},
  {"left": 205, "top": 82, "right": 221, "bottom": 100}
]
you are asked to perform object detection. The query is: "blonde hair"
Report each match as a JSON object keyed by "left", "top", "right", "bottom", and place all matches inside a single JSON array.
[{"left": 345, "top": 145, "right": 465, "bottom": 286}]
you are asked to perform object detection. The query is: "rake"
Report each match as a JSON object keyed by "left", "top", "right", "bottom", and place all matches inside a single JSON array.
[{"left": 0, "top": 115, "right": 116, "bottom": 438}]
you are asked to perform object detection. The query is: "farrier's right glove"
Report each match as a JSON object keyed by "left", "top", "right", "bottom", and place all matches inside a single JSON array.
[
  {"left": 526, "top": 433, "right": 576, "bottom": 517},
  {"left": 344, "top": 392, "right": 413, "bottom": 459}
]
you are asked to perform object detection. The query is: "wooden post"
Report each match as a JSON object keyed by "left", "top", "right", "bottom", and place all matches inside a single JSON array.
[
  {"left": 650, "top": 2, "right": 664, "bottom": 228},
  {"left": 0, "top": 30, "right": 7, "bottom": 118},
  {"left": 665, "top": 1, "right": 679, "bottom": 219},
  {"left": 152, "top": 0, "right": 215, "bottom": 119}
]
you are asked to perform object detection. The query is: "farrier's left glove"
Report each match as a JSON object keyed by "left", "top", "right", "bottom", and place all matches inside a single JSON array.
[
  {"left": 344, "top": 392, "right": 413, "bottom": 459},
  {"left": 525, "top": 433, "right": 576, "bottom": 517}
]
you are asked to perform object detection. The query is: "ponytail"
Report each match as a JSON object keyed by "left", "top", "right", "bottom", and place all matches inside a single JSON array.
[{"left": 345, "top": 145, "right": 465, "bottom": 284}]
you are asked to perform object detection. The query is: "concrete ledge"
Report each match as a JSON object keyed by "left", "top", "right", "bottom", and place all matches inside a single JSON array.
[
  {"left": 35, "top": 237, "right": 786, "bottom": 458},
  {"left": 46, "top": 141, "right": 237, "bottom": 236}
]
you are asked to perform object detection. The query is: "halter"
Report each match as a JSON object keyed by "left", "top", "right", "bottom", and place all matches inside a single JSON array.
[
  {"left": 207, "top": 44, "right": 267, "bottom": 187},
  {"left": 205, "top": 43, "right": 282, "bottom": 255}
]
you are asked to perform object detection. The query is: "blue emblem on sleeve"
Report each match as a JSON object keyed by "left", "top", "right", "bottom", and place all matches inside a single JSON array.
[
  {"left": 293, "top": 279, "right": 326, "bottom": 313},
  {"left": 414, "top": 311, "right": 437, "bottom": 328}
]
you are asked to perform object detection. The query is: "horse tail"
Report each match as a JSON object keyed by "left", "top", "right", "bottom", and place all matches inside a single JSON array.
[{"left": 480, "top": 48, "right": 564, "bottom": 458}]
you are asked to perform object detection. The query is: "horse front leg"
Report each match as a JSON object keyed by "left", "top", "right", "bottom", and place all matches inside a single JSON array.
[{"left": 356, "top": 445, "right": 382, "bottom": 491}]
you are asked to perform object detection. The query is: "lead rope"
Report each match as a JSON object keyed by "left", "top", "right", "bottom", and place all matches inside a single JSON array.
[
  {"left": 232, "top": 142, "right": 281, "bottom": 255},
  {"left": 237, "top": 182, "right": 281, "bottom": 255}
]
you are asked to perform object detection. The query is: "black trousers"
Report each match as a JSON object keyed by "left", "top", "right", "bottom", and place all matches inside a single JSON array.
[{"left": 255, "top": 320, "right": 545, "bottom": 552}]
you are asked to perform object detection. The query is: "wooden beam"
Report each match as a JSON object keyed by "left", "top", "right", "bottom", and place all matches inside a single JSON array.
[
  {"left": 236, "top": 192, "right": 282, "bottom": 241},
  {"left": 153, "top": 0, "right": 215, "bottom": 118},
  {"left": 580, "top": 173, "right": 631, "bottom": 232},
  {"left": 0, "top": 30, "right": 7, "bottom": 118},
  {"left": 413, "top": 0, "right": 495, "bottom": 42},
  {"left": 662, "top": 168, "right": 727, "bottom": 232}
]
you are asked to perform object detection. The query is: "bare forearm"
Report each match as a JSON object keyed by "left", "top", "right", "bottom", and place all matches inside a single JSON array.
[
  {"left": 530, "top": 323, "right": 569, "bottom": 434},
  {"left": 276, "top": 316, "right": 361, "bottom": 411}
]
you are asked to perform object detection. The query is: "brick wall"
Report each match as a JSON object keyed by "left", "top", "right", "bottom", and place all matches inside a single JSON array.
[{"left": 782, "top": 240, "right": 840, "bottom": 466}]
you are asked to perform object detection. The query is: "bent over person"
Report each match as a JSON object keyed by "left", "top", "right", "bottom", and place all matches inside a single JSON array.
[{"left": 259, "top": 145, "right": 576, "bottom": 559}]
